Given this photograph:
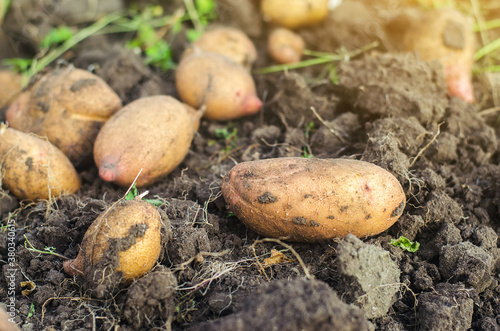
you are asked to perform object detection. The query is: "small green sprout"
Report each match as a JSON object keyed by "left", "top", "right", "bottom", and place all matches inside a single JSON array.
[
  {"left": 125, "top": 184, "right": 164, "bottom": 206},
  {"left": 23, "top": 235, "right": 69, "bottom": 259},
  {"left": 215, "top": 127, "right": 238, "bottom": 153},
  {"left": 183, "top": 0, "right": 217, "bottom": 41},
  {"left": 390, "top": 236, "right": 420, "bottom": 253},
  {"left": 27, "top": 303, "right": 35, "bottom": 318},
  {"left": 302, "top": 121, "right": 314, "bottom": 158}
]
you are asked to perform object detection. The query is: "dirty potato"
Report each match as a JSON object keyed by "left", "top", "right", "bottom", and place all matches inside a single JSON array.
[
  {"left": 63, "top": 199, "right": 162, "bottom": 282},
  {"left": 0, "top": 124, "right": 80, "bottom": 201},
  {"left": 93, "top": 95, "right": 201, "bottom": 187},
  {"left": 261, "top": 0, "right": 329, "bottom": 29},
  {"left": 6, "top": 66, "right": 122, "bottom": 164},
  {"left": 182, "top": 27, "right": 258, "bottom": 70},
  {"left": 176, "top": 52, "right": 262, "bottom": 120},
  {"left": 221, "top": 157, "right": 406, "bottom": 242},
  {"left": 0, "top": 70, "right": 22, "bottom": 109}
]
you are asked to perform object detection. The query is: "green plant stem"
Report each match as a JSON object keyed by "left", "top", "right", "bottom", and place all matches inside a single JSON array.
[
  {"left": 255, "top": 41, "right": 378, "bottom": 75},
  {"left": 23, "top": 235, "right": 69, "bottom": 260},
  {"left": 183, "top": 0, "right": 203, "bottom": 34},
  {"left": 474, "top": 18, "right": 500, "bottom": 32},
  {"left": 25, "top": 13, "right": 121, "bottom": 84},
  {"left": 475, "top": 37, "right": 500, "bottom": 61}
]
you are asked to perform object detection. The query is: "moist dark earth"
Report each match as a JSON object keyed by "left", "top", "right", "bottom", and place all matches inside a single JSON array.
[{"left": 1, "top": 0, "right": 500, "bottom": 330}]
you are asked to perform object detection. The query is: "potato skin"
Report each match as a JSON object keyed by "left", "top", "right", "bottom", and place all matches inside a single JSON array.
[
  {"left": 176, "top": 52, "right": 262, "bottom": 120},
  {"left": 0, "top": 125, "right": 80, "bottom": 200},
  {"left": 0, "top": 70, "right": 22, "bottom": 109},
  {"left": 93, "top": 95, "right": 201, "bottom": 187},
  {"left": 182, "top": 27, "right": 257, "bottom": 70},
  {"left": 268, "top": 28, "right": 305, "bottom": 64},
  {"left": 403, "top": 9, "right": 475, "bottom": 103},
  {"left": 221, "top": 157, "right": 406, "bottom": 242},
  {"left": 63, "top": 199, "right": 162, "bottom": 281},
  {"left": 6, "top": 66, "right": 122, "bottom": 164},
  {"left": 261, "top": 0, "right": 329, "bottom": 29}
]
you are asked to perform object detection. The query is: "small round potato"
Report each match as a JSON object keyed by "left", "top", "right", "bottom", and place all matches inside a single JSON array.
[
  {"left": 221, "top": 157, "right": 406, "bottom": 242},
  {"left": 268, "top": 28, "right": 305, "bottom": 63},
  {"left": 0, "top": 124, "right": 80, "bottom": 201},
  {"left": 261, "top": 0, "right": 329, "bottom": 29},
  {"left": 182, "top": 27, "right": 258, "bottom": 70}
]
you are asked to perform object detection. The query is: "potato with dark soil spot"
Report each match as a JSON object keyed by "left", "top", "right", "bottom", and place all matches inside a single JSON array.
[
  {"left": 94, "top": 95, "right": 201, "bottom": 187},
  {"left": 221, "top": 157, "right": 406, "bottom": 242},
  {"left": 5, "top": 66, "right": 122, "bottom": 164},
  {"left": 63, "top": 199, "right": 162, "bottom": 282},
  {"left": 0, "top": 124, "right": 80, "bottom": 201},
  {"left": 176, "top": 52, "right": 262, "bottom": 120}
]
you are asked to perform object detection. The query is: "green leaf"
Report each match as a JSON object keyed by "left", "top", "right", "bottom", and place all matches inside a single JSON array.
[
  {"left": 390, "top": 236, "right": 420, "bottom": 252},
  {"left": 196, "top": 0, "right": 215, "bottom": 16},
  {"left": 125, "top": 184, "right": 139, "bottom": 200},
  {"left": 41, "top": 26, "right": 74, "bottom": 49},
  {"left": 2, "top": 58, "right": 33, "bottom": 73},
  {"left": 144, "top": 199, "right": 164, "bottom": 206},
  {"left": 27, "top": 303, "right": 35, "bottom": 318}
]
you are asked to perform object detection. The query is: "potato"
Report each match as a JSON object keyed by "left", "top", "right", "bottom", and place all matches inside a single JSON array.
[
  {"left": 0, "top": 71, "right": 22, "bottom": 109},
  {"left": 176, "top": 52, "right": 262, "bottom": 120},
  {"left": 93, "top": 95, "right": 201, "bottom": 187},
  {"left": 182, "top": 27, "right": 258, "bottom": 70},
  {"left": 5, "top": 66, "right": 122, "bottom": 164},
  {"left": 403, "top": 9, "right": 475, "bottom": 103},
  {"left": 63, "top": 199, "right": 162, "bottom": 282},
  {"left": 268, "top": 28, "right": 305, "bottom": 64},
  {"left": 221, "top": 157, "right": 406, "bottom": 242},
  {"left": 261, "top": 0, "right": 329, "bottom": 29},
  {"left": 0, "top": 124, "right": 80, "bottom": 201}
]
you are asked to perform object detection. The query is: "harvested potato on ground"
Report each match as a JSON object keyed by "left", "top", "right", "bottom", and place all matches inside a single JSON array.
[
  {"left": 176, "top": 52, "right": 262, "bottom": 120},
  {"left": 63, "top": 199, "right": 162, "bottom": 282},
  {"left": 6, "top": 66, "right": 122, "bottom": 164},
  {"left": 182, "top": 27, "right": 258, "bottom": 70},
  {"left": 403, "top": 9, "right": 475, "bottom": 103},
  {"left": 94, "top": 95, "right": 201, "bottom": 187},
  {"left": 0, "top": 71, "right": 22, "bottom": 109},
  {"left": 221, "top": 157, "right": 405, "bottom": 242},
  {"left": 0, "top": 124, "right": 80, "bottom": 201},
  {"left": 261, "top": 0, "right": 329, "bottom": 29},
  {"left": 268, "top": 28, "right": 305, "bottom": 63}
]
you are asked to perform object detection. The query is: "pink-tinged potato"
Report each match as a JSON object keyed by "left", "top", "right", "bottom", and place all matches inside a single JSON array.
[
  {"left": 268, "top": 28, "right": 305, "bottom": 64},
  {"left": 63, "top": 199, "right": 162, "bottom": 282},
  {"left": 6, "top": 66, "right": 122, "bottom": 164},
  {"left": 176, "top": 52, "right": 262, "bottom": 120},
  {"left": 261, "top": 0, "right": 329, "bottom": 29},
  {"left": 221, "top": 157, "right": 406, "bottom": 242},
  {"left": 93, "top": 96, "right": 201, "bottom": 187},
  {"left": 182, "top": 27, "right": 258, "bottom": 70},
  {"left": 403, "top": 9, "right": 475, "bottom": 103},
  {"left": 0, "top": 124, "right": 80, "bottom": 201}
]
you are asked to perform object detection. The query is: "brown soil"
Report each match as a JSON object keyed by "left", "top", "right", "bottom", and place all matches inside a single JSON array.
[{"left": 1, "top": 0, "right": 500, "bottom": 330}]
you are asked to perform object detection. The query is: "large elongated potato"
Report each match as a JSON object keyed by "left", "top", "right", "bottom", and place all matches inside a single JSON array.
[
  {"left": 93, "top": 95, "right": 201, "bottom": 187},
  {"left": 63, "top": 199, "right": 162, "bottom": 282},
  {"left": 221, "top": 157, "right": 405, "bottom": 242},
  {"left": 6, "top": 66, "right": 122, "bottom": 164},
  {"left": 0, "top": 124, "right": 80, "bottom": 200}
]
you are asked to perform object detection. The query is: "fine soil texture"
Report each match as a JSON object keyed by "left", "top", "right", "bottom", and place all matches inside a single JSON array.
[{"left": 1, "top": 0, "right": 500, "bottom": 330}]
